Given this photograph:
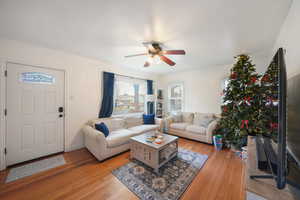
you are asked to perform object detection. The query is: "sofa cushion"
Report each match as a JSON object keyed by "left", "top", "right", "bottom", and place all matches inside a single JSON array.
[
  {"left": 186, "top": 125, "right": 207, "bottom": 135},
  {"left": 88, "top": 118, "right": 125, "bottom": 131},
  {"left": 106, "top": 129, "right": 137, "bottom": 148},
  {"left": 193, "top": 113, "right": 215, "bottom": 127},
  {"left": 124, "top": 115, "right": 143, "bottom": 128},
  {"left": 182, "top": 112, "right": 194, "bottom": 123},
  {"left": 170, "top": 122, "right": 189, "bottom": 130},
  {"left": 128, "top": 124, "right": 159, "bottom": 134}
]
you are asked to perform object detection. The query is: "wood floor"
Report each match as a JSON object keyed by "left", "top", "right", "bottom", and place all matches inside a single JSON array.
[{"left": 0, "top": 138, "right": 245, "bottom": 200}]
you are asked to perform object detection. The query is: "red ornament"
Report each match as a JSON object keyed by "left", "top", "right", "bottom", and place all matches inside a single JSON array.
[
  {"left": 243, "top": 97, "right": 252, "bottom": 105},
  {"left": 244, "top": 97, "right": 251, "bottom": 101},
  {"left": 270, "top": 122, "right": 278, "bottom": 130},
  {"left": 250, "top": 76, "right": 257, "bottom": 84},
  {"left": 262, "top": 74, "right": 270, "bottom": 82},
  {"left": 240, "top": 120, "right": 249, "bottom": 129},
  {"left": 222, "top": 106, "right": 228, "bottom": 112},
  {"left": 230, "top": 72, "right": 237, "bottom": 79}
]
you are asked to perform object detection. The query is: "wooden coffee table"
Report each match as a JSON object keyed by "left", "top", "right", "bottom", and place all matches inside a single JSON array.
[{"left": 130, "top": 132, "right": 178, "bottom": 173}]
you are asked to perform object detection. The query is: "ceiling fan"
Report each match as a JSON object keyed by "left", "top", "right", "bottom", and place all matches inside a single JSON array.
[{"left": 124, "top": 42, "right": 186, "bottom": 67}]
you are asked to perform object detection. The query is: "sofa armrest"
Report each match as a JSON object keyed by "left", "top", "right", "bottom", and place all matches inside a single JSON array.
[
  {"left": 83, "top": 125, "right": 107, "bottom": 161},
  {"left": 165, "top": 116, "right": 174, "bottom": 129},
  {"left": 206, "top": 120, "right": 218, "bottom": 144},
  {"left": 155, "top": 118, "right": 163, "bottom": 131}
]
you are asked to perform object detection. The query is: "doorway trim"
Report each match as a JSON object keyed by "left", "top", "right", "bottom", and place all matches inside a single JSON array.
[{"left": 0, "top": 61, "right": 69, "bottom": 170}]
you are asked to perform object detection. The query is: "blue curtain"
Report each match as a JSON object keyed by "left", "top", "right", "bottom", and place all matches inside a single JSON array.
[
  {"left": 147, "top": 80, "right": 154, "bottom": 114},
  {"left": 99, "top": 72, "right": 115, "bottom": 118}
]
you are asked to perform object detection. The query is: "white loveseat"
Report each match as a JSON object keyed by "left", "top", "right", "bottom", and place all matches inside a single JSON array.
[
  {"left": 165, "top": 112, "right": 219, "bottom": 144},
  {"left": 83, "top": 114, "right": 162, "bottom": 161}
]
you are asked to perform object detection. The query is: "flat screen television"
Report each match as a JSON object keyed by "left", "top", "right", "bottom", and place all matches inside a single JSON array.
[
  {"left": 252, "top": 48, "right": 287, "bottom": 189},
  {"left": 253, "top": 48, "right": 300, "bottom": 193},
  {"left": 287, "top": 67, "right": 300, "bottom": 185},
  {"left": 277, "top": 47, "right": 287, "bottom": 189},
  {"left": 270, "top": 47, "right": 287, "bottom": 189}
]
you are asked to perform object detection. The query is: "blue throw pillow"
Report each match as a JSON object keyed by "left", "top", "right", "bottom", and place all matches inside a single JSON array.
[
  {"left": 95, "top": 122, "right": 109, "bottom": 137},
  {"left": 143, "top": 114, "right": 155, "bottom": 125}
]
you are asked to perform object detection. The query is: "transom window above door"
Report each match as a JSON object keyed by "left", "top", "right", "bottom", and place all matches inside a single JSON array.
[
  {"left": 168, "top": 83, "right": 184, "bottom": 113},
  {"left": 113, "top": 76, "right": 147, "bottom": 115},
  {"left": 20, "top": 72, "right": 55, "bottom": 84}
]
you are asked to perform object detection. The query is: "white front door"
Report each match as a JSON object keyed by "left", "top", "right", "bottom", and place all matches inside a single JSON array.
[{"left": 6, "top": 63, "right": 65, "bottom": 166}]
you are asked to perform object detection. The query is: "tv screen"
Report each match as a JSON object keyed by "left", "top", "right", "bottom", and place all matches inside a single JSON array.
[
  {"left": 287, "top": 74, "right": 300, "bottom": 166},
  {"left": 255, "top": 48, "right": 300, "bottom": 191},
  {"left": 260, "top": 48, "right": 287, "bottom": 189},
  {"left": 277, "top": 48, "right": 287, "bottom": 189}
]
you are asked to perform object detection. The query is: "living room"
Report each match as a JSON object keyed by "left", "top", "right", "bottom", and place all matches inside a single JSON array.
[{"left": 0, "top": 0, "right": 300, "bottom": 200}]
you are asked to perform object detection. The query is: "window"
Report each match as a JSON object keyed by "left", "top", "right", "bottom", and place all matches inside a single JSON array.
[
  {"left": 20, "top": 72, "right": 55, "bottom": 84},
  {"left": 113, "top": 76, "right": 147, "bottom": 115},
  {"left": 221, "top": 78, "right": 229, "bottom": 105},
  {"left": 168, "top": 83, "right": 184, "bottom": 113}
]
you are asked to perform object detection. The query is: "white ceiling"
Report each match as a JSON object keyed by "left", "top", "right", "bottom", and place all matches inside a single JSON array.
[{"left": 0, "top": 0, "right": 292, "bottom": 74}]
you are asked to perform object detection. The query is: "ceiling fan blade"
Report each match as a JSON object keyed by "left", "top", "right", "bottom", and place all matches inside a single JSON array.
[
  {"left": 125, "top": 53, "right": 148, "bottom": 58},
  {"left": 160, "top": 55, "right": 176, "bottom": 66},
  {"left": 162, "top": 50, "right": 186, "bottom": 55},
  {"left": 144, "top": 61, "right": 150, "bottom": 67}
]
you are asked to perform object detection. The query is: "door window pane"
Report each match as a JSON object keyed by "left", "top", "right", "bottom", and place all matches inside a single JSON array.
[{"left": 20, "top": 72, "right": 55, "bottom": 84}]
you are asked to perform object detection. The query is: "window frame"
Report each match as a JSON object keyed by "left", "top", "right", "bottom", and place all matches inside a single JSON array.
[
  {"left": 167, "top": 82, "right": 184, "bottom": 113},
  {"left": 112, "top": 76, "right": 147, "bottom": 115}
]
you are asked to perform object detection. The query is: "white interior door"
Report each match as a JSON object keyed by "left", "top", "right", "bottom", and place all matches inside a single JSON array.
[{"left": 6, "top": 63, "right": 64, "bottom": 166}]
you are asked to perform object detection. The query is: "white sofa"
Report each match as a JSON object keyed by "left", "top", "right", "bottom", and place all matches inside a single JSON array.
[
  {"left": 83, "top": 114, "right": 162, "bottom": 161},
  {"left": 165, "top": 112, "right": 219, "bottom": 144}
]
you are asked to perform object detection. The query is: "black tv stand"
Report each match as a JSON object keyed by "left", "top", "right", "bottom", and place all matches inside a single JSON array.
[
  {"left": 250, "top": 136, "right": 300, "bottom": 190},
  {"left": 246, "top": 136, "right": 300, "bottom": 199},
  {"left": 250, "top": 175, "right": 300, "bottom": 190},
  {"left": 250, "top": 174, "right": 273, "bottom": 179}
]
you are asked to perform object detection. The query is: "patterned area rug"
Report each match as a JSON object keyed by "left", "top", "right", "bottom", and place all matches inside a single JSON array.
[{"left": 112, "top": 148, "right": 208, "bottom": 200}]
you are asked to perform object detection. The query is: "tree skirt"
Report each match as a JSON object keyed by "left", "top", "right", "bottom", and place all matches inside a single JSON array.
[{"left": 112, "top": 148, "right": 208, "bottom": 200}]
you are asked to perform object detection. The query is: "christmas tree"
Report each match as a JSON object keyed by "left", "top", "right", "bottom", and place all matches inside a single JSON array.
[
  {"left": 257, "top": 60, "right": 279, "bottom": 140},
  {"left": 215, "top": 54, "right": 261, "bottom": 148}
]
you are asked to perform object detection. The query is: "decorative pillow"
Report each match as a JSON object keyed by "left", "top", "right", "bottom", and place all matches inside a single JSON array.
[
  {"left": 193, "top": 113, "right": 215, "bottom": 127},
  {"left": 125, "top": 115, "right": 144, "bottom": 128},
  {"left": 143, "top": 114, "right": 155, "bottom": 124},
  {"left": 107, "top": 118, "right": 125, "bottom": 131},
  {"left": 182, "top": 112, "right": 194, "bottom": 123},
  {"left": 95, "top": 122, "right": 109, "bottom": 137},
  {"left": 89, "top": 118, "right": 125, "bottom": 131},
  {"left": 172, "top": 113, "right": 183, "bottom": 122}
]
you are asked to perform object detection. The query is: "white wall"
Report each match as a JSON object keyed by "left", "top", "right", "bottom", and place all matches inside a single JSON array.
[
  {"left": 0, "top": 39, "right": 158, "bottom": 169},
  {"left": 158, "top": 65, "right": 229, "bottom": 114},
  {"left": 274, "top": 0, "right": 300, "bottom": 78},
  {"left": 158, "top": 55, "right": 270, "bottom": 115}
]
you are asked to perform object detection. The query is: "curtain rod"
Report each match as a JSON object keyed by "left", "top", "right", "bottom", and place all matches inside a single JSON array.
[{"left": 113, "top": 72, "right": 152, "bottom": 82}]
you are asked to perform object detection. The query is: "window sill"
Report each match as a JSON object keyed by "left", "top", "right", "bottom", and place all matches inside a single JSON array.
[{"left": 112, "top": 112, "right": 144, "bottom": 118}]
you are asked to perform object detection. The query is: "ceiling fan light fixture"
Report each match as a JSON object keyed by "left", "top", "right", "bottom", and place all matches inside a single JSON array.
[
  {"left": 153, "top": 55, "right": 161, "bottom": 64},
  {"left": 147, "top": 55, "right": 161, "bottom": 64},
  {"left": 147, "top": 56, "right": 154, "bottom": 64},
  {"left": 125, "top": 42, "right": 185, "bottom": 67}
]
